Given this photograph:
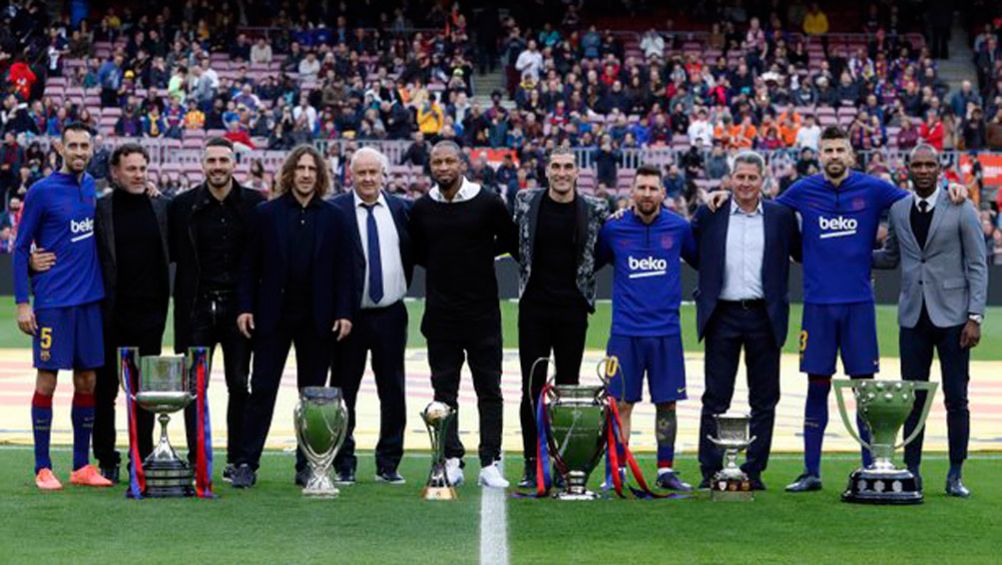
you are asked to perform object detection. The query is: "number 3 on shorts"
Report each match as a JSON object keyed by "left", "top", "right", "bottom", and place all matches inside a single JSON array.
[
  {"left": 40, "top": 327, "right": 52, "bottom": 350},
  {"left": 799, "top": 330, "right": 808, "bottom": 355}
]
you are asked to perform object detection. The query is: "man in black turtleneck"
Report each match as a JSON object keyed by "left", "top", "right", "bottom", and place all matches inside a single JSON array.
[{"left": 30, "top": 143, "right": 171, "bottom": 483}]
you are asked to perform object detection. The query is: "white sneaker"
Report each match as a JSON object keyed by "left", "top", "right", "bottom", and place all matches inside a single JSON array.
[
  {"left": 478, "top": 461, "right": 510, "bottom": 489},
  {"left": 445, "top": 458, "right": 465, "bottom": 487}
]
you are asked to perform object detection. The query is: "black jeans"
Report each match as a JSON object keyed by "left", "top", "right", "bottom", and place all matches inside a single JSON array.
[
  {"left": 900, "top": 307, "right": 970, "bottom": 469},
  {"left": 238, "top": 313, "right": 331, "bottom": 472},
  {"left": 184, "top": 291, "right": 251, "bottom": 465},
  {"left": 517, "top": 301, "right": 588, "bottom": 461},
  {"left": 427, "top": 332, "right": 503, "bottom": 466},
  {"left": 331, "top": 301, "right": 408, "bottom": 475},
  {"left": 93, "top": 318, "right": 162, "bottom": 469},
  {"left": 698, "top": 301, "right": 781, "bottom": 481}
]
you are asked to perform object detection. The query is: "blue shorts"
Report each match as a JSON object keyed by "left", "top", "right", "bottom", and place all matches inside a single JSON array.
[
  {"left": 606, "top": 334, "right": 686, "bottom": 404},
  {"left": 33, "top": 302, "right": 104, "bottom": 371},
  {"left": 799, "top": 302, "right": 879, "bottom": 377}
]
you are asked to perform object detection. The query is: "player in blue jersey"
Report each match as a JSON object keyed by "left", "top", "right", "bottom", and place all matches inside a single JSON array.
[
  {"left": 597, "top": 164, "right": 697, "bottom": 491},
  {"left": 13, "top": 124, "right": 111, "bottom": 490}
]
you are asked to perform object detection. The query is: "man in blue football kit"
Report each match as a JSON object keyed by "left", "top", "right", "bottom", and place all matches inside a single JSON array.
[
  {"left": 597, "top": 165, "right": 697, "bottom": 491},
  {"left": 13, "top": 124, "right": 111, "bottom": 490}
]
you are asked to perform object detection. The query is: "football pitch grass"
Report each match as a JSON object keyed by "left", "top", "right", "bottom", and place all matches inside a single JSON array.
[{"left": 2, "top": 447, "right": 1000, "bottom": 563}]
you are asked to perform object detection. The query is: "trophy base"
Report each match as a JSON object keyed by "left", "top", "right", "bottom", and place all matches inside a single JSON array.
[
  {"left": 710, "top": 477, "right": 754, "bottom": 501},
  {"left": 841, "top": 468, "right": 923, "bottom": 505},
  {"left": 553, "top": 489, "right": 600, "bottom": 501},
  {"left": 422, "top": 486, "right": 458, "bottom": 500},
  {"left": 140, "top": 460, "right": 195, "bottom": 498}
]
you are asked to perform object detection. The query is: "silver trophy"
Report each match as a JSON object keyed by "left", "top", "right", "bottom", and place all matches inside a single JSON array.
[
  {"left": 707, "top": 412, "right": 756, "bottom": 501},
  {"left": 294, "top": 387, "right": 349, "bottom": 498},
  {"left": 421, "top": 401, "right": 458, "bottom": 500},
  {"left": 118, "top": 347, "right": 205, "bottom": 497}
]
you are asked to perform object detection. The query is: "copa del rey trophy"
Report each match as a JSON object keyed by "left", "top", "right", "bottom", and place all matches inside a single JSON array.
[
  {"left": 833, "top": 379, "right": 938, "bottom": 504},
  {"left": 706, "top": 412, "right": 756, "bottom": 501}
]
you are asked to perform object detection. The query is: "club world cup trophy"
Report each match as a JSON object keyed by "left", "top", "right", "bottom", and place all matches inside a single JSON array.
[
  {"left": 118, "top": 347, "right": 207, "bottom": 497},
  {"left": 421, "top": 401, "right": 458, "bottom": 500},
  {"left": 834, "top": 379, "right": 938, "bottom": 504},
  {"left": 294, "top": 387, "right": 349, "bottom": 498},
  {"left": 707, "top": 412, "right": 757, "bottom": 501},
  {"left": 540, "top": 357, "right": 614, "bottom": 500}
]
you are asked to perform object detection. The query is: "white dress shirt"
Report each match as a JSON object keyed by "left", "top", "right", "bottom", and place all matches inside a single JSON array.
[
  {"left": 354, "top": 191, "right": 407, "bottom": 309},
  {"left": 914, "top": 185, "right": 940, "bottom": 213},
  {"left": 720, "top": 199, "right": 766, "bottom": 301},
  {"left": 428, "top": 177, "right": 481, "bottom": 203}
]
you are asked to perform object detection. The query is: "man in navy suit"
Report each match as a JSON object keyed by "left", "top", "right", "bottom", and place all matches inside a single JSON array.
[
  {"left": 690, "top": 151, "right": 801, "bottom": 490},
  {"left": 330, "top": 147, "right": 413, "bottom": 485},
  {"left": 230, "top": 144, "right": 353, "bottom": 488}
]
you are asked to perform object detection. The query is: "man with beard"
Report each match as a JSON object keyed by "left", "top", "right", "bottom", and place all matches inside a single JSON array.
[
  {"left": 409, "top": 141, "right": 517, "bottom": 489},
  {"left": 168, "top": 138, "right": 264, "bottom": 481}
]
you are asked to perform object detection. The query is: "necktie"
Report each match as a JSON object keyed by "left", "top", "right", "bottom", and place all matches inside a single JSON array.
[
  {"left": 919, "top": 200, "right": 929, "bottom": 214},
  {"left": 363, "top": 204, "right": 384, "bottom": 304}
]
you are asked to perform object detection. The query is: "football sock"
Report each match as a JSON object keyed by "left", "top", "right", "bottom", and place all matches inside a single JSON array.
[
  {"left": 71, "top": 392, "right": 96, "bottom": 471},
  {"left": 655, "top": 404, "right": 677, "bottom": 471},
  {"left": 32, "top": 392, "right": 54, "bottom": 473},
  {"left": 803, "top": 377, "right": 831, "bottom": 477}
]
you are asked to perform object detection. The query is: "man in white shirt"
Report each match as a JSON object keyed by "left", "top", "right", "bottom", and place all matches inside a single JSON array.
[
  {"left": 795, "top": 114, "right": 821, "bottom": 151},
  {"left": 298, "top": 52, "right": 321, "bottom": 81},
  {"left": 687, "top": 108, "right": 714, "bottom": 148},
  {"left": 515, "top": 40, "right": 544, "bottom": 82},
  {"left": 292, "top": 95, "right": 318, "bottom": 132},
  {"left": 640, "top": 29, "right": 665, "bottom": 60}
]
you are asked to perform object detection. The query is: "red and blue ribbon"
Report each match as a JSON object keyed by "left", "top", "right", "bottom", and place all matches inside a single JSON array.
[
  {"left": 121, "top": 354, "right": 145, "bottom": 499},
  {"left": 192, "top": 350, "right": 215, "bottom": 499},
  {"left": 605, "top": 401, "right": 678, "bottom": 499},
  {"left": 533, "top": 384, "right": 554, "bottom": 496}
]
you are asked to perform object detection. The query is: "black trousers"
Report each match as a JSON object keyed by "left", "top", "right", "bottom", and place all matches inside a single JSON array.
[
  {"left": 184, "top": 292, "right": 251, "bottom": 465},
  {"left": 93, "top": 318, "right": 162, "bottom": 469},
  {"left": 517, "top": 302, "right": 588, "bottom": 461},
  {"left": 698, "top": 302, "right": 781, "bottom": 481},
  {"left": 238, "top": 313, "right": 331, "bottom": 471},
  {"left": 900, "top": 307, "right": 970, "bottom": 469},
  {"left": 427, "top": 332, "right": 503, "bottom": 466},
  {"left": 331, "top": 301, "right": 408, "bottom": 475}
]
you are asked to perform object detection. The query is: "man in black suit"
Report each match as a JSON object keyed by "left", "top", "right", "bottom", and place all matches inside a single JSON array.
[
  {"left": 690, "top": 151, "right": 801, "bottom": 490},
  {"left": 230, "top": 144, "right": 353, "bottom": 488},
  {"left": 167, "top": 137, "right": 264, "bottom": 481},
  {"left": 330, "top": 147, "right": 413, "bottom": 485},
  {"left": 29, "top": 143, "right": 171, "bottom": 483}
]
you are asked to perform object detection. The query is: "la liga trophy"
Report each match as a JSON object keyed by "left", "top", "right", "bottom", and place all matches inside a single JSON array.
[{"left": 833, "top": 379, "right": 938, "bottom": 504}]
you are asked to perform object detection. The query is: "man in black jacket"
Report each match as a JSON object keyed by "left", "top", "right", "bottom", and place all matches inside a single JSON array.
[{"left": 167, "top": 137, "right": 265, "bottom": 481}]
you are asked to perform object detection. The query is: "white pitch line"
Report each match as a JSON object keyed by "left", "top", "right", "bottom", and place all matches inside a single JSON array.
[{"left": 479, "top": 475, "right": 510, "bottom": 565}]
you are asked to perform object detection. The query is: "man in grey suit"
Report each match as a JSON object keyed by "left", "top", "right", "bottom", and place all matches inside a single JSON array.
[{"left": 873, "top": 144, "right": 987, "bottom": 497}]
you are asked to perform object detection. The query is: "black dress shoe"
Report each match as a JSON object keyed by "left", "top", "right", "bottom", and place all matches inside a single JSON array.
[
  {"left": 100, "top": 466, "right": 120, "bottom": 484},
  {"left": 946, "top": 476, "right": 971, "bottom": 498},
  {"left": 748, "top": 477, "right": 767, "bottom": 491},
  {"left": 518, "top": 459, "right": 537, "bottom": 489},
  {"left": 231, "top": 464, "right": 256, "bottom": 488},
  {"left": 222, "top": 464, "right": 236, "bottom": 484},
  {"left": 698, "top": 477, "right": 712, "bottom": 490},
  {"left": 375, "top": 470, "right": 406, "bottom": 484},
  {"left": 295, "top": 469, "right": 311, "bottom": 487},
  {"left": 785, "top": 473, "right": 822, "bottom": 492},
  {"left": 909, "top": 468, "right": 923, "bottom": 492},
  {"left": 335, "top": 469, "right": 356, "bottom": 485}
]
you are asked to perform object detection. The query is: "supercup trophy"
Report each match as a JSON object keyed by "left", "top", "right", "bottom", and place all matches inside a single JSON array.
[
  {"left": 706, "top": 412, "right": 757, "bottom": 501},
  {"left": 294, "top": 387, "right": 349, "bottom": 498},
  {"left": 541, "top": 357, "right": 614, "bottom": 500},
  {"left": 421, "top": 401, "right": 458, "bottom": 500},
  {"left": 833, "top": 379, "right": 938, "bottom": 504},
  {"left": 118, "top": 347, "right": 203, "bottom": 497}
]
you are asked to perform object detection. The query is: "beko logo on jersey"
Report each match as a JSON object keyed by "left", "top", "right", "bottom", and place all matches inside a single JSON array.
[
  {"left": 627, "top": 256, "right": 667, "bottom": 279},
  {"left": 70, "top": 218, "right": 94, "bottom": 242},
  {"left": 818, "top": 215, "right": 857, "bottom": 239}
]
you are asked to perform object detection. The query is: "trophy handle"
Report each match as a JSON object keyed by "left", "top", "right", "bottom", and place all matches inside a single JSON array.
[
  {"left": 117, "top": 347, "right": 139, "bottom": 401},
  {"left": 832, "top": 379, "right": 873, "bottom": 452},
  {"left": 528, "top": 356, "right": 554, "bottom": 416},
  {"left": 748, "top": 435, "right": 757, "bottom": 445},
  {"left": 895, "top": 381, "right": 939, "bottom": 450},
  {"left": 597, "top": 356, "right": 624, "bottom": 400}
]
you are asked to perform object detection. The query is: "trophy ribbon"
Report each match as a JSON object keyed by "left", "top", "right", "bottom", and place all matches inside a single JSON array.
[
  {"left": 604, "top": 400, "right": 673, "bottom": 499},
  {"left": 120, "top": 352, "right": 146, "bottom": 499},
  {"left": 533, "top": 382, "right": 556, "bottom": 496},
  {"left": 190, "top": 349, "right": 215, "bottom": 499}
]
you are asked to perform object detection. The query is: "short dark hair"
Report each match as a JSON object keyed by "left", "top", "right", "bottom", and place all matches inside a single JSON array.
[
  {"left": 204, "top": 137, "right": 234, "bottom": 152},
  {"left": 61, "top": 122, "right": 93, "bottom": 141},
  {"left": 110, "top": 143, "right": 149, "bottom": 167},
  {"left": 820, "top": 126, "right": 848, "bottom": 141},
  {"left": 635, "top": 164, "right": 661, "bottom": 178}
]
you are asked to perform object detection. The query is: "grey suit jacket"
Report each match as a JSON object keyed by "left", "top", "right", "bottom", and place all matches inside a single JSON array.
[{"left": 873, "top": 191, "right": 987, "bottom": 328}]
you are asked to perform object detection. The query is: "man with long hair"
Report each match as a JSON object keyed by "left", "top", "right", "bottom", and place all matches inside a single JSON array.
[{"left": 230, "top": 144, "right": 353, "bottom": 488}]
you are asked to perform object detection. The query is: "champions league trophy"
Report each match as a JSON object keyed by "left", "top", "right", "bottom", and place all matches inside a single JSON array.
[
  {"left": 294, "top": 387, "right": 349, "bottom": 498},
  {"left": 540, "top": 357, "right": 614, "bottom": 500},
  {"left": 833, "top": 379, "right": 938, "bottom": 504},
  {"left": 421, "top": 401, "right": 458, "bottom": 500},
  {"left": 118, "top": 347, "right": 206, "bottom": 497},
  {"left": 706, "top": 413, "right": 756, "bottom": 501}
]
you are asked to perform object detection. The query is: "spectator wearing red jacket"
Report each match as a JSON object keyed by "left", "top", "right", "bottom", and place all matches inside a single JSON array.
[{"left": 920, "top": 110, "right": 944, "bottom": 150}]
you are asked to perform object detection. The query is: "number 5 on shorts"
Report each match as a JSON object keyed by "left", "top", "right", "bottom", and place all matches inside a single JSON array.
[{"left": 40, "top": 327, "right": 52, "bottom": 350}]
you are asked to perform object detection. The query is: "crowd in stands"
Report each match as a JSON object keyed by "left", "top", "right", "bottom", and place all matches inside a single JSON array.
[{"left": 3, "top": 0, "right": 1002, "bottom": 262}]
